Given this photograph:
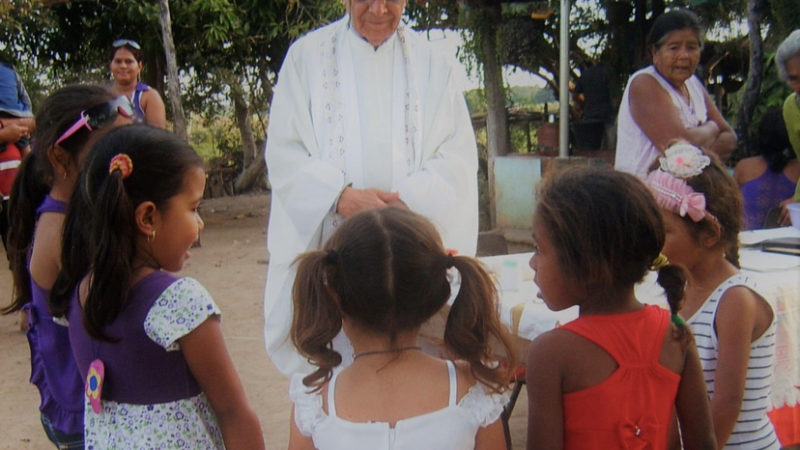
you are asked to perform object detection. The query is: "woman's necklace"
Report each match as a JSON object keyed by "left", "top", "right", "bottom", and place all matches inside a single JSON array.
[{"left": 352, "top": 346, "right": 422, "bottom": 361}]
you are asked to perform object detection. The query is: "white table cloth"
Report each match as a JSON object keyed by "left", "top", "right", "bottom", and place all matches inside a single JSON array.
[{"left": 481, "top": 227, "right": 800, "bottom": 413}]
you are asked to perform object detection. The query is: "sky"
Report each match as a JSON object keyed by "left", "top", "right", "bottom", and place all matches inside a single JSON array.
[
  {"left": 420, "top": 7, "right": 751, "bottom": 93},
  {"left": 425, "top": 29, "right": 547, "bottom": 91}
]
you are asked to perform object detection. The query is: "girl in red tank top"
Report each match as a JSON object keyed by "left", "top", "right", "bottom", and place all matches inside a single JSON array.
[{"left": 524, "top": 167, "right": 716, "bottom": 449}]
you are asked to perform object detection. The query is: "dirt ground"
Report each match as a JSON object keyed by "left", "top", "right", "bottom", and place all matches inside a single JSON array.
[{"left": 0, "top": 192, "right": 528, "bottom": 449}]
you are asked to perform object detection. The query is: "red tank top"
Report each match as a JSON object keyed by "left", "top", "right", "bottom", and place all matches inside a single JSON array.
[{"left": 561, "top": 305, "right": 680, "bottom": 450}]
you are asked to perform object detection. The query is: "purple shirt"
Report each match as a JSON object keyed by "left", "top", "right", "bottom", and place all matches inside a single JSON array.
[
  {"left": 24, "top": 195, "right": 83, "bottom": 434},
  {"left": 68, "top": 271, "right": 202, "bottom": 404},
  {"left": 741, "top": 170, "right": 796, "bottom": 230}
]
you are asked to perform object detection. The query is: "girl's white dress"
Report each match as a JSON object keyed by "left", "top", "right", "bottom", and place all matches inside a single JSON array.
[{"left": 289, "top": 360, "right": 508, "bottom": 450}]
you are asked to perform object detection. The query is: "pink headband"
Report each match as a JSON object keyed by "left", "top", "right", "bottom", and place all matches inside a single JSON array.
[{"left": 646, "top": 170, "right": 708, "bottom": 222}]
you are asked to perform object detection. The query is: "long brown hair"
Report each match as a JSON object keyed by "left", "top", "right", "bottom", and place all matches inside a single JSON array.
[
  {"left": 50, "top": 125, "right": 203, "bottom": 340},
  {"left": 291, "top": 207, "right": 515, "bottom": 391},
  {"left": 3, "top": 85, "right": 114, "bottom": 315}
]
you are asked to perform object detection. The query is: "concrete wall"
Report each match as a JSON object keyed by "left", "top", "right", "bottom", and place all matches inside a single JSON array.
[{"left": 493, "top": 154, "right": 611, "bottom": 239}]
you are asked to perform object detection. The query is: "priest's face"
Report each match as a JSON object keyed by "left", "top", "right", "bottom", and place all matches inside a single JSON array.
[{"left": 345, "top": 0, "right": 407, "bottom": 48}]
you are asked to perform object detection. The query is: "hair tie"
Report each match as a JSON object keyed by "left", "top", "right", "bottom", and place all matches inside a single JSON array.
[
  {"left": 650, "top": 253, "right": 670, "bottom": 271},
  {"left": 671, "top": 313, "right": 686, "bottom": 327},
  {"left": 325, "top": 249, "right": 339, "bottom": 265},
  {"left": 108, "top": 153, "right": 133, "bottom": 179},
  {"left": 445, "top": 253, "right": 456, "bottom": 268}
]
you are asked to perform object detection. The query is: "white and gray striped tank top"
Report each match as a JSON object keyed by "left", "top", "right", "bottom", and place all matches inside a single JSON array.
[{"left": 687, "top": 273, "right": 780, "bottom": 449}]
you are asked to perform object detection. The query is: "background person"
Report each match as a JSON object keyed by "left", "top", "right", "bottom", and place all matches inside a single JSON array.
[
  {"left": 263, "top": 0, "right": 480, "bottom": 375},
  {"left": 734, "top": 108, "right": 800, "bottom": 229},
  {"left": 615, "top": 9, "right": 737, "bottom": 179},
  {"left": 572, "top": 58, "right": 615, "bottom": 151},
  {"left": 0, "top": 59, "right": 35, "bottom": 253},
  {"left": 777, "top": 29, "right": 800, "bottom": 202},
  {"left": 108, "top": 38, "right": 166, "bottom": 129}
]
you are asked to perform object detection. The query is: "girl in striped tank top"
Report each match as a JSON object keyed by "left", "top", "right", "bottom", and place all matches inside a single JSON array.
[{"left": 646, "top": 142, "right": 780, "bottom": 449}]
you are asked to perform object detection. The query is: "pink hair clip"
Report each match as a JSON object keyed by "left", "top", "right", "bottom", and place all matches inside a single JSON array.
[
  {"left": 646, "top": 170, "right": 708, "bottom": 222},
  {"left": 108, "top": 153, "right": 133, "bottom": 179}
]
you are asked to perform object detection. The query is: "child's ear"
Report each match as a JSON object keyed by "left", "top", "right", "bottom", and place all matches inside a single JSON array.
[
  {"left": 135, "top": 201, "right": 160, "bottom": 238},
  {"left": 699, "top": 218, "right": 722, "bottom": 249},
  {"left": 46, "top": 145, "right": 73, "bottom": 179}
]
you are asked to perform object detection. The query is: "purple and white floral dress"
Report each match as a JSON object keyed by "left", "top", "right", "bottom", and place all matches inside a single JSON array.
[{"left": 68, "top": 271, "right": 223, "bottom": 449}]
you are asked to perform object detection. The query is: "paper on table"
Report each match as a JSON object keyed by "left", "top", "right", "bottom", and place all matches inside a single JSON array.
[
  {"left": 740, "top": 227, "right": 800, "bottom": 246},
  {"left": 740, "top": 248, "right": 800, "bottom": 271}
]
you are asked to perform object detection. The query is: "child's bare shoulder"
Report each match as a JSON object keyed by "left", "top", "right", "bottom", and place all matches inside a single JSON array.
[
  {"left": 717, "top": 284, "right": 768, "bottom": 312},
  {"left": 526, "top": 328, "right": 577, "bottom": 367}
]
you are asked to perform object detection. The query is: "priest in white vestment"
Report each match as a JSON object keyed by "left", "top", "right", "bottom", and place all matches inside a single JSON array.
[{"left": 263, "top": 0, "right": 479, "bottom": 376}]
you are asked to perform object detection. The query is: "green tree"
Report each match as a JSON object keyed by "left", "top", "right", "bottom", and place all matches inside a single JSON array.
[{"left": 0, "top": 0, "right": 342, "bottom": 192}]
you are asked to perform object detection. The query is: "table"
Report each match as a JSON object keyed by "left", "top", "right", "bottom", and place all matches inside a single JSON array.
[{"left": 478, "top": 227, "right": 800, "bottom": 445}]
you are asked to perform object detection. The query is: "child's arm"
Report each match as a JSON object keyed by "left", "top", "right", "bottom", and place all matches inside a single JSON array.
[
  {"left": 675, "top": 339, "right": 717, "bottom": 449},
  {"left": 525, "top": 332, "right": 564, "bottom": 450},
  {"left": 180, "top": 317, "right": 265, "bottom": 450},
  {"left": 474, "top": 418, "right": 505, "bottom": 450},
  {"left": 710, "top": 287, "right": 772, "bottom": 448},
  {"left": 288, "top": 405, "right": 316, "bottom": 450}
]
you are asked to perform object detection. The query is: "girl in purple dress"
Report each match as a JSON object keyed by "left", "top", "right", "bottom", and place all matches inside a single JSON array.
[
  {"left": 3, "top": 85, "right": 133, "bottom": 449},
  {"left": 51, "top": 125, "right": 264, "bottom": 449}
]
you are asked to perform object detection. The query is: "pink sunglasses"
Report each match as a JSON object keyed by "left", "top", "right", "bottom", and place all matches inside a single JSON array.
[{"left": 55, "top": 96, "right": 135, "bottom": 145}]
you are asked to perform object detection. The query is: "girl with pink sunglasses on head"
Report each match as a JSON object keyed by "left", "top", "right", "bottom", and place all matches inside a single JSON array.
[{"left": 3, "top": 85, "right": 132, "bottom": 449}]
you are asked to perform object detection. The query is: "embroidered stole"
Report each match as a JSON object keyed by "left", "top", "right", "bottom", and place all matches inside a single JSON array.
[{"left": 317, "top": 17, "right": 422, "bottom": 235}]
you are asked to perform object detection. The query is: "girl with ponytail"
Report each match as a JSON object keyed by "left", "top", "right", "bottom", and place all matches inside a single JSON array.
[
  {"left": 647, "top": 142, "right": 780, "bottom": 448},
  {"left": 60, "top": 125, "right": 263, "bottom": 449},
  {"left": 525, "top": 165, "right": 715, "bottom": 449},
  {"left": 3, "top": 85, "right": 130, "bottom": 449},
  {"left": 288, "top": 207, "right": 515, "bottom": 450}
]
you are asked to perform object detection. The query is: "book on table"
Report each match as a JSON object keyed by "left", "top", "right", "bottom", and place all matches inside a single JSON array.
[{"left": 761, "top": 237, "right": 800, "bottom": 256}]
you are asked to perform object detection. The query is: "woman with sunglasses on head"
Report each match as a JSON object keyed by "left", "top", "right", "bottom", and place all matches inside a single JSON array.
[
  {"left": 2, "top": 85, "right": 133, "bottom": 449},
  {"left": 109, "top": 38, "right": 166, "bottom": 129}
]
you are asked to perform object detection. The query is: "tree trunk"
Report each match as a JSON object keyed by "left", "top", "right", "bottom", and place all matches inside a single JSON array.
[
  {"left": 236, "top": 60, "right": 276, "bottom": 191},
  {"left": 482, "top": 10, "right": 509, "bottom": 160},
  {"left": 229, "top": 73, "right": 257, "bottom": 168},
  {"left": 157, "top": 0, "right": 188, "bottom": 141},
  {"left": 234, "top": 152, "right": 267, "bottom": 193},
  {"left": 736, "top": 0, "right": 763, "bottom": 157},
  {"left": 480, "top": 2, "right": 510, "bottom": 230}
]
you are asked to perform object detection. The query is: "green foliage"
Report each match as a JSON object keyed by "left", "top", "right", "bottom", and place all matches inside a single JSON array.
[
  {"left": 464, "top": 89, "right": 487, "bottom": 115},
  {"left": 0, "top": 0, "right": 340, "bottom": 185},
  {"left": 727, "top": 49, "right": 793, "bottom": 157}
]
